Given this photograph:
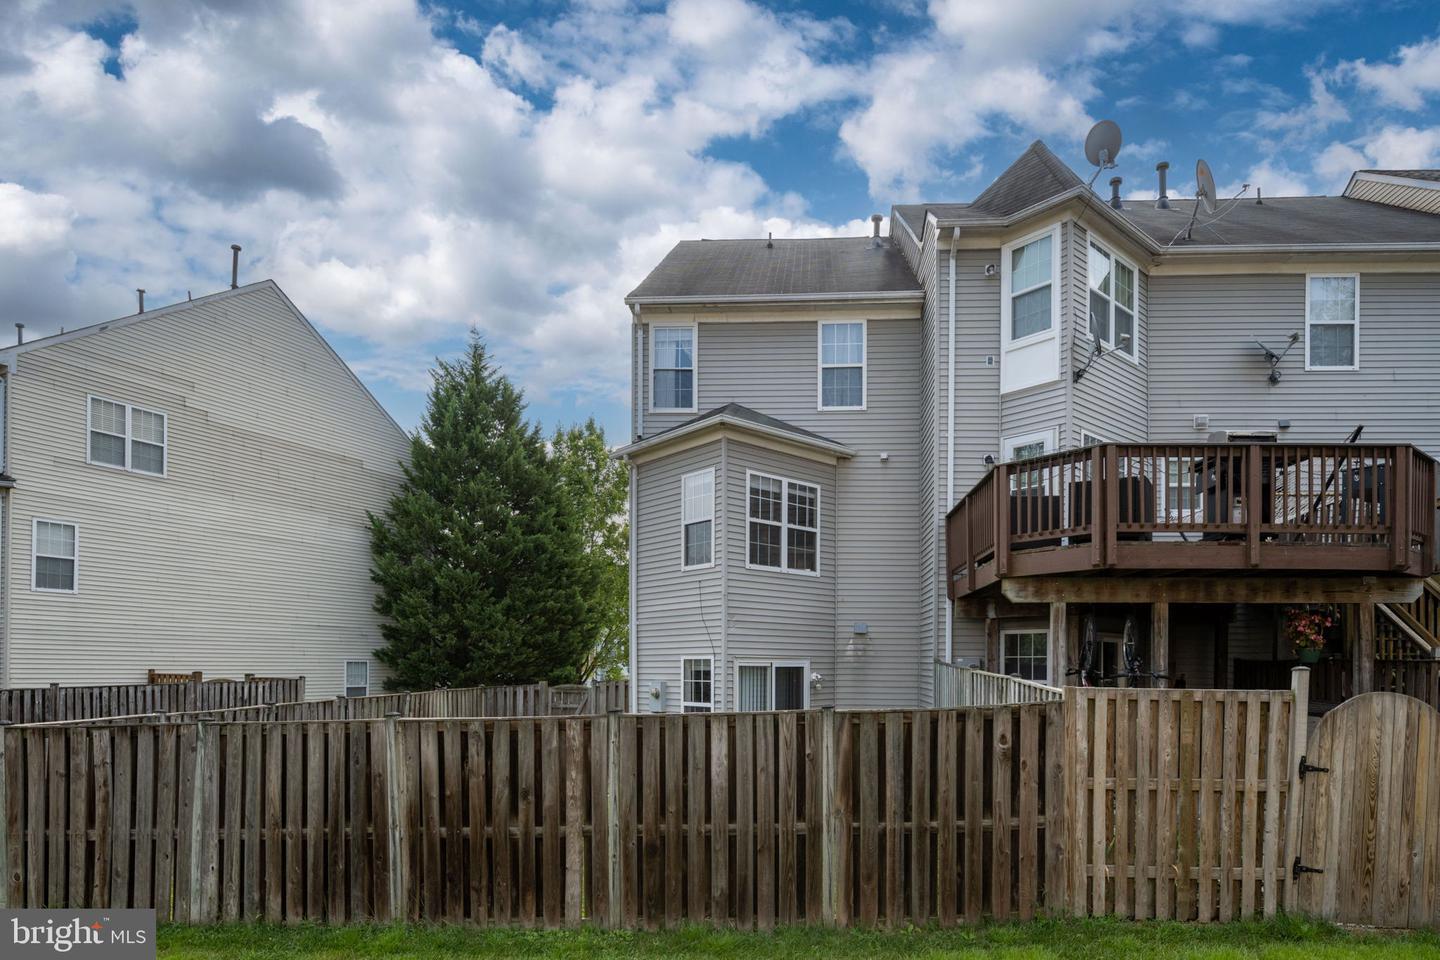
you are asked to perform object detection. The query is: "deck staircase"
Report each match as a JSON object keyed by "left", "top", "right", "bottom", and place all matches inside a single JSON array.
[{"left": 1378, "top": 575, "right": 1440, "bottom": 660}]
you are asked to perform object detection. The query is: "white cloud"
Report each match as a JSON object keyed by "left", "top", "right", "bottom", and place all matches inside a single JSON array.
[{"left": 1345, "top": 35, "right": 1440, "bottom": 111}]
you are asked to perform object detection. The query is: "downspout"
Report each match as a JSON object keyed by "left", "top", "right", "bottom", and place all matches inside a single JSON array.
[
  {"left": 627, "top": 461, "right": 638, "bottom": 713},
  {"left": 631, "top": 305, "right": 645, "bottom": 439},
  {"left": 945, "top": 229, "right": 957, "bottom": 663},
  {"left": 719, "top": 437, "right": 729, "bottom": 710}
]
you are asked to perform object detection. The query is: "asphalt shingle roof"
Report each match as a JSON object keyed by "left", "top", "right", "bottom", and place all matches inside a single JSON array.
[
  {"left": 626, "top": 236, "right": 920, "bottom": 302},
  {"left": 1114, "top": 196, "right": 1440, "bottom": 247},
  {"left": 892, "top": 141, "right": 1083, "bottom": 239}
]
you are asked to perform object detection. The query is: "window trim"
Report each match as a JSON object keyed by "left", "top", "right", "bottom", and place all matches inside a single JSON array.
[
  {"left": 343, "top": 659, "right": 369, "bottom": 698},
  {"left": 1304, "top": 273, "right": 1360, "bottom": 372},
  {"left": 816, "top": 319, "right": 867, "bottom": 411},
  {"left": 681, "top": 656, "right": 714, "bottom": 713},
  {"left": 1078, "top": 429, "right": 1108, "bottom": 447},
  {"left": 649, "top": 324, "right": 699, "bottom": 413},
  {"left": 86, "top": 394, "right": 168, "bottom": 477},
  {"left": 734, "top": 659, "right": 810, "bottom": 711},
  {"left": 744, "top": 469, "right": 821, "bottom": 577},
  {"left": 1001, "top": 427, "right": 1058, "bottom": 462},
  {"left": 1000, "top": 224, "right": 1062, "bottom": 351},
  {"left": 679, "top": 467, "right": 716, "bottom": 571},
  {"left": 1000, "top": 628, "right": 1050, "bottom": 684},
  {"left": 32, "top": 518, "right": 79, "bottom": 594},
  {"left": 1086, "top": 238, "right": 1140, "bottom": 364}
]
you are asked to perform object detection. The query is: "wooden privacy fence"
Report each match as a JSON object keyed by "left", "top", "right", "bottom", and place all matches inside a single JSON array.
[
  {"left": 933, "top": 662, "right": 1063, "bottom": 708},
  {"left": 1065, "top": 685, "right": 1300, "bottom": 921},
  {"left": 0, "top": 677, "right": 306, "bottom": 725},
  {"left": 0, "top": 705, "right": 1067, "bottom": 927},
  {"left": 18, "top": 681, "right": 631, "bottom": 727}
]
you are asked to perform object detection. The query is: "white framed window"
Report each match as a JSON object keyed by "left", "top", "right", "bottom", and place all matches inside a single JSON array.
[
  {"left": 1003, "top": 428, "right": 1057, "bottom": 492},
  {"left": 1000, "top": 225, "right": 1062, "bottom": 394},
  {"left": 681, "top": 657, "right": 713, "bottom": 712},
  {"left": 32, "top": 519, "right": 78, "bottom": 593},
  {"left": 1305, "top": 274, "right": 1359, "bottom": 370},
  {"left": 1087, "top": 241, "right": 1138, "bottom": 360},
  {"left": 88, "top": 395, "right": 167, "bottom": 476},
  {"left": 818, "top": 321, "right": 866, "bottom": 410},
  {"left": 1164, "top": 458, "right": 1204, "bottom": 522},
  {"left": 735, "top": 660, "right": 808, "bottom": 711},
  {"left": 650, "top": 325, "right": 697, "bottom": 411},
  {"left": 1001, "top": 629, "right": 1049, "bottom": 683},
  {"left": 1079, "top": 430, "right": 1108, "bottom": 447},
  {"left": 746, "top": 471, "right": 819, "bottom": 574},
  {"left": 344, "top": 660, "right": 369, "bottom": 698},
  {"left": 680, "top": 468, "right": 715, "bottom": 570}
]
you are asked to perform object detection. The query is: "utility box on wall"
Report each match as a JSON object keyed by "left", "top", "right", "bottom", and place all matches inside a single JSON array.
[{"left": 645, "top": 680, "right": 666, "bottom": 713}]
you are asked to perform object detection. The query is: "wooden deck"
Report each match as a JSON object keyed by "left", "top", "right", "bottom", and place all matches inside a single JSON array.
[{"left": 947, "top": 442, "right": 1437, "bottom": 599}]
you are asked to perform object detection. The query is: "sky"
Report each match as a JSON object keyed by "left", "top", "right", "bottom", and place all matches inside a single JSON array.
[{"left": 2, "top": 0, "right": 1439, "bottom": 442}]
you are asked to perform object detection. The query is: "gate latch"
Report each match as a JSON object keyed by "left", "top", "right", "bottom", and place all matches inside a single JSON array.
[
  {"left": 1298, "top": 755, "right": 1329, "bottom": 779},
  {"left": 1292, "top": 857, "right": 1324, "bottom": 882}
]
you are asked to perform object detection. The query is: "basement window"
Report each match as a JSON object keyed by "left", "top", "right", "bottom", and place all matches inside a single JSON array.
[
  {"left": 344, "top": 660, "right": 369, "bottom": 698},
  {"left": 1001, "top": 629, "right": 1048, "bottom": 683}
]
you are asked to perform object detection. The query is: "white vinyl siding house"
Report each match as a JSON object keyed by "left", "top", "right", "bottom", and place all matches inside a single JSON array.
[{"left": 0, "top": 282, "right": 410, "bottom": 695}]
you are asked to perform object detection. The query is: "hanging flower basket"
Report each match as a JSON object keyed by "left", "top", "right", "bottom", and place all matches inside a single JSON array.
[{"left": 1284, "top": 604, "right": 1337, "bottom": 662}]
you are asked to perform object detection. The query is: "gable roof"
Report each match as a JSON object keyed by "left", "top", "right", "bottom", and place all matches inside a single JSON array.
[
  {"left": 614, "top": 402, "right": 855, "bottom": 460},
  {"left": 625, "top": 237, "right": 922, "bottom": 304},
  {"left": 1355, "top": 169, "right": 1440, "bottom": 183},
  {"left": 0, "top": 280, "right": 409, "bottom": 440}
]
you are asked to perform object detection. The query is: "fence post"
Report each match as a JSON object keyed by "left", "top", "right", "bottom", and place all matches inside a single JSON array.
[
  {"left": 383, "top": 712, "right": 405, "bottom": 920},
  {"left": 0, "top": 721, "right": 7, "bottom": 908},
  {"left": 188, "top": 718, "right": 212, "bottom": 921},
  {"left": 820, "top": 706, "right": 837, "bottom": 926},
  {"left": 298, "top": 676, "right": 307, "bottom": 703},
  {"left": 1282, "top": 666, "right": 1311, "bottom": 914},
  {"left": 605, "top": 708, "right": 622, "bottom": 928},
  {"left": 48, "top": 683, "right": 59, "bottom": 722}
]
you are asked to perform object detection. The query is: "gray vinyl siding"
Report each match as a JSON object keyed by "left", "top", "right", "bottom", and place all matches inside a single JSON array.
[
  {"left": 1, "top": 283, "right": 410, "bottom": 695},
  {"left": 724, "top": 442, "right": 836, "bottom": 708},
  {"left": 631, "top": 315, "right": 923, "bottom": 708},
  {"left": 947, "top": 245, "right": 1002, "bottom": 664},
  {"left": 1147, "top": 272, "right": 1440, "bottom": 458},
  {"left": 1069, "top": 225, "right": 1149, "bottom": 445},
  {"left": 631, "top": 441, "right": 724, "bottom": 713}
]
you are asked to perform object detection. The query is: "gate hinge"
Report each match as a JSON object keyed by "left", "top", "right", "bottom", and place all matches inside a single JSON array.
[
  {"left": 1298, "top": 755, "right": 1329, "bottom": 779},
  {"left": 1292, "top": 857, "right": 1324, "bottom": 882}
]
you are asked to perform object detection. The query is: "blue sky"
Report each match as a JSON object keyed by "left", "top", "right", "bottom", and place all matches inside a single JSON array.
[{"left": 2, "top": 0, "right": 1438, "bottom": 444}]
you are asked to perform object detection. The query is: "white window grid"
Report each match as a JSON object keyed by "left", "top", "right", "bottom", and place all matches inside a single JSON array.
[
  {"left": 818, "top": 320, "right": 866, "bottom": 410},
  {"left": 87, "top": 395, "right": 167, "bottom": 476},
  {"left": 745, "top": 471, "right": 819, "bottom": 575},
  {"left": 32, "top": 518, "right": 78, "bottom": 593},
  {"left": 1001, "top": 629, "right": 1049, "bottom": 683},
  {"left": 681, "top": 657, "right": 713, "bottom": 713},
  {"left": 1304, "top": 273, "right": 1359, "bottom": 371},
  {"left": 650, "top": 325, "right": 697, "bottom": 412},
  {"left": 680, "top": 468, "right": 715, "bottom": 570},
  {"left": 343, "top": 660, "right": 369, "bottom": 697}
]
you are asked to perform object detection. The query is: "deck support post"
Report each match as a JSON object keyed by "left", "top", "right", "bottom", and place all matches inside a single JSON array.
[
  {"left": 1048, "top": 602, "right": 1067, "bottom": 690},
  {"left": 1151, "top": 601, "right": 1170, "bottom": 689},
  {"left": 1353, "top": 601, "right": 1376, "bottom": 694},
  {"left": 1065, "top": 610, "right": 1082, "bottom": 684},
  {"left": 985, "top": 618, "right": 1000, "bottom": 673}
]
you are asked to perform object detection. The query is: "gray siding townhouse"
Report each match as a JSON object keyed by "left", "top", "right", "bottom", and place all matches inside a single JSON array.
[
  {"left": 619, "top": 145, "right": 1440, "bottom": 712},
  {"left": 0, "top": 280, "right": 411, "bottom": 697}
]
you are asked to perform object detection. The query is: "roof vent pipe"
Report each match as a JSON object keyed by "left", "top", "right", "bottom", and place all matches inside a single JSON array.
[
  {"left": 14, "top": 323, "right": 23, "bottom": 345},
  {"left": 870, "top": 213, "right": 883, "bottom": 246},
  {"left": 1155, "top": 162, "right": 1170, "bottom": 209},
  {"left": 230, "top": 244, "right": 242, "bottom": 289},
  {"left": 136, "top": 289, "right": 145, "bottom": 314},
  {"left": 1109, "top": 176, "right": 1123, "bottom": 209},
  {"left": 1256, "top": 187, "right": 1263, "bottom": 205}
]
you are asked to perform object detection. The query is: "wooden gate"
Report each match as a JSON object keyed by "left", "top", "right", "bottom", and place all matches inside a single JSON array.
[{"left": 1292, "top": 692, "right": 1440, "bottom": 926}]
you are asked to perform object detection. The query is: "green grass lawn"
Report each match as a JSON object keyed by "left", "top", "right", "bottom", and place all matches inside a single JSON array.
[{"left": 158, "top": 917, "right": 1440, "bottom": 959}]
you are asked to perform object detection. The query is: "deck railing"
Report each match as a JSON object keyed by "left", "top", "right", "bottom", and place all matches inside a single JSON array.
[
  {"left": 947, "top": 442, "right": 1437, "bottom": 597},
  {"left": 932, "top": 661, "right": 1063, "bottom": 707}
]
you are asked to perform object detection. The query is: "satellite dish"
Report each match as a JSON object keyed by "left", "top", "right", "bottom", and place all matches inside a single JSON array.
[
  {"left": 1084, "top": 120, "right": 1123, "bottom": 169},
  {"left": 1195, "top": 158, "right": 1217, "bottom": 215}
]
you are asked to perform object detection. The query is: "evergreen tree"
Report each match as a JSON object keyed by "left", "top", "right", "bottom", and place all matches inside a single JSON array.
[
  {"left": 551, "top": 419, "right": 629, "bottom": 680},
  {"left": 369, "top": 335, "right": 600, "bottom": 689}
]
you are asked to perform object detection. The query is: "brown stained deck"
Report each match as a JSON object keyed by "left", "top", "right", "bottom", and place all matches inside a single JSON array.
[{"left": 946, "top": 442, "right": 1437, "bottom": 599}]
